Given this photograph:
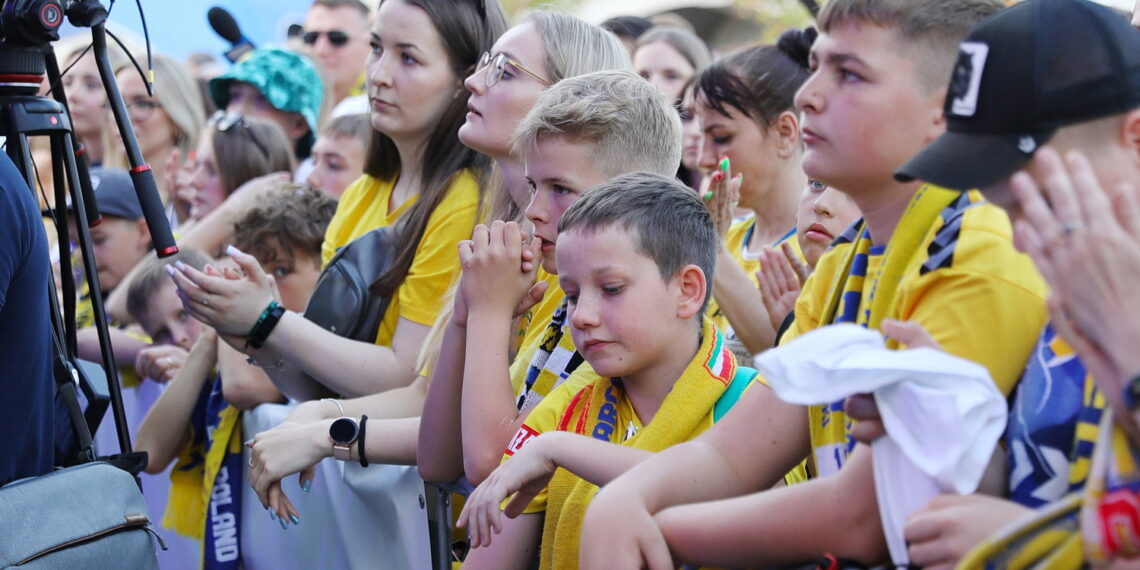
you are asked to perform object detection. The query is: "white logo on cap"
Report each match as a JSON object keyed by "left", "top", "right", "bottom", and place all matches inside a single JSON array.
[
  {"left": 949, "top": 42, "right": 989, "bottom": 117},
  {"left": 1018, "top": 136, "right": 1036, "bottom": 154}
]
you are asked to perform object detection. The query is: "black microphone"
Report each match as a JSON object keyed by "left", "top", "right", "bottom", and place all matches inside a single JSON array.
[{"left": 207, "top": 6, "right": 256, "bottom": 63}]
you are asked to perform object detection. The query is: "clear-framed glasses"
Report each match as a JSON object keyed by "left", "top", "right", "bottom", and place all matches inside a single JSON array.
[
  {"left": 104, "top": 100, "right": 162, "bottom": 122},
  {"left": 209, "top": 110, "right": 269, "bottom": 158},
  {"left": 477, "top": 52, "right": 551, "bottom": 88}
]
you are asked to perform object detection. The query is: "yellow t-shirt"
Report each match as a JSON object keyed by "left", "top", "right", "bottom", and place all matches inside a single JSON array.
[
  {"left": 705, "top": 217, "right": 802, "bottom": 357},
  {"left": 782, "top": 190, "right": 1047, "bottom": 477},
  {"left": 321, "top": 172, "right": 481, "bottom": 346}
]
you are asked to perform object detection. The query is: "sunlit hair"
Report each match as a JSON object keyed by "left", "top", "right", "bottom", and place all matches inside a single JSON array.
[{"left": 513, "top": 70, "right": 681, "bottom": 179}]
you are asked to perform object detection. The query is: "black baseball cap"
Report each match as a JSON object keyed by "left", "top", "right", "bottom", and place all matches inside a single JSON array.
[
  {"left": 896, "top": 0, "right": 1140, "bottom": 190},
  {"left": 89, "top": 168, "right": 144, "bottom": 220}
]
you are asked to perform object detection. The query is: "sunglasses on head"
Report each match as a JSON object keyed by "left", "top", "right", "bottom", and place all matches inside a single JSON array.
[
  {"left": 302, "top": 30, "right": 351, "bottom": 47},
  {"left": 210, "top": 110, "right": 270, "bottom": 158}
]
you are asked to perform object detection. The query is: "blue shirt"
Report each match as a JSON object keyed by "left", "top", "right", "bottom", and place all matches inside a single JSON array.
[
  {"left": 1006, "top": 323, "right": 1103, "bottom": 507},
  {"left": 0, "top": 152, "right": 55, "bottom": 485}
]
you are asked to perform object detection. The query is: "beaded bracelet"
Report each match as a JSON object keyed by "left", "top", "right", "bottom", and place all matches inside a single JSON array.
[{"left": 245, "top": 300, "right": 285, "bottom": 349}]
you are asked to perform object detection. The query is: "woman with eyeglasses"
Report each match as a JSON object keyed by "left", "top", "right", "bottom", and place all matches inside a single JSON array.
[
  {"left": 418, "top": 11, "right": 630, "bottom": 485},
  {"left": 186, "top": 113, "right": 295, "bottom": 222},
  {"left": 103, "top": 54, "right": 206, "bottom": 226},
  {"left": 170, "top": 0, "right": 506, "bottom": 408}
]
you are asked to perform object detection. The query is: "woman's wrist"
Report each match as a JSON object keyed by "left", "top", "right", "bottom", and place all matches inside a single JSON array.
[{"left": 311, "top": 419, "right": 337, "bottom": 459}]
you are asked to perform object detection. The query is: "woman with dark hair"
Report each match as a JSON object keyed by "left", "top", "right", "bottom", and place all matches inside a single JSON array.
[
  {"left": 170, "top": 0, "right": 507, "bottom": 402},
  {"left": 696, "top": 28, "right": 819, "bottom": 358}
]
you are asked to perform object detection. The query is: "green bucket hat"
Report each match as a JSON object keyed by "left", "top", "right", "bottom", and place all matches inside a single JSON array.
[{"left": 209, "top": 48, "right": 324, "bottom": 156}]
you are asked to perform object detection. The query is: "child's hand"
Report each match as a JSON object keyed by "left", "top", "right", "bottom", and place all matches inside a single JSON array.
[
  {"left": 756, "top": 243, "right": 811, "bottom": 332},
  {"left": 246, "top": 419, "right": 329, "bottom": 526},
  {"left": 904, "top": 494, "right": 1032, "bottom": 570},
  {"left": 457, "top": 431, "right": 559, "bottom": 548},
  {"left": 457, "top": 221, "right": 542, "bottom": 321},
  {"left": 168, "top": 246, "right": 275, "bottom": 338},
  {"left": 134, "top": 344, "right": 190, "bottom": 383},
  {"left": 163, "top": 148, "right": 195, "bottom": 225}
]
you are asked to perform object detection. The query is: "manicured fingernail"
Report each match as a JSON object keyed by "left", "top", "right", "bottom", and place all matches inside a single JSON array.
[
  {"left": 225, "top": 245, "right": 243, "bottom": 257},
  {"left": 719, "top": 156, "right": 730, "bottom": 171},
  {"left": 703, "top": 191, "right": 714, "bottom": 201},
  {"left": 289, "top": 514, "right": 300, "bottom": 526},
  {"left": 269, "top": 510, "right": 277, "bottom": 521},
  {"left": 302, "top": 480, "right": 312, "bottom": 493},
  {"left": 164, "top": 264, "right": 175, "bottom": 276},
  {"left": 279, "top": 517, "right": 289, "bottom": 530},
  {"left": 173, "top": 260, "right": 186, "bottom": 270}
]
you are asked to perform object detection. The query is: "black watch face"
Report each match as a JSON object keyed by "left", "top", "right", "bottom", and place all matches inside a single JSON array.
[{"left": 330, "top": 417, "right": 359, "bottom": 444}]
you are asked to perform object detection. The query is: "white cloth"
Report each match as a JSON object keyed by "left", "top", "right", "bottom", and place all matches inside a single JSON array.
[
  {"left": 754, "top": 324, "right": 1007, "bottom": 565},
  {"left": 240, "top": 403, "right": 431, "bottom": 569}
]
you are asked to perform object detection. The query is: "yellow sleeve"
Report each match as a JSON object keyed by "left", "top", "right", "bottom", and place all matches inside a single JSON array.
[
  {"left": 499, "top": 380, "right": 583, "bottom": 515},
  {"left": 894, "top": 204, "right": 1047, "bottom": 395},
  {"left": 391, "top": 173, "right": 480, "bottom": 327}
]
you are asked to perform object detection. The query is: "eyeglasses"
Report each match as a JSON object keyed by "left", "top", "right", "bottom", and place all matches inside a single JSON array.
[
  {"left": 103, "top": 100, "right": 162, "bottom": 122},
  {"left": 210, "top": 110, "right": 269, "bottom": 158},
  {"left": 477, "top": 52, "right": 551, "bottom": 88},
  {"left": 302, "top": 30, "right": 351, "bottom": 47}
]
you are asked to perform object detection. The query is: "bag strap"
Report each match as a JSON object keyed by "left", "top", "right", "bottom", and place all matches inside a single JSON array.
[{"left": 714, "top": 366, "right": 758, "bottom": 423}]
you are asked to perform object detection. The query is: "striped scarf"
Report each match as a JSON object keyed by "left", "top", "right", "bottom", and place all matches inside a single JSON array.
[
  {"left": 515, "top": 298, "right": 586, "bottom": 412},
  {"left": 163, "top": 376, "right": 244, "bottom": 569}
]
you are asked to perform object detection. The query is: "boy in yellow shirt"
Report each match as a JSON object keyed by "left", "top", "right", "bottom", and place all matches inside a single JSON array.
[
  {"left": 457, "top": 173, "right": 755, "bottom": 569},
  {"left": 577, "top": 0, "right": 1049, "bottom": 567}
]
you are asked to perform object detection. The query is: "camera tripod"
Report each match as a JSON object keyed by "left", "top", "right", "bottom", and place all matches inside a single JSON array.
[{"left": 0, "top": 0, "right": 178, "bottom": 473}]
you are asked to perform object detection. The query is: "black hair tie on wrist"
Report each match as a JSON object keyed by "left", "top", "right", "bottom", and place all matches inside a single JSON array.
[{"left": 358, "top": 415, "right": 369, "bottom": 468}]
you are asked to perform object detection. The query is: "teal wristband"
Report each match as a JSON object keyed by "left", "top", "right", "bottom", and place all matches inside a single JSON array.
[{"left": 245, "top": 300, "right": 285, "bottom": 349}]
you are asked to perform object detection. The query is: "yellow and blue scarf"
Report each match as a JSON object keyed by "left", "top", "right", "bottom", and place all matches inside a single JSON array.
[
  {"left": 538, "top": 320, "right": 752, "bottom": 569},
  {"left": 163, "top": 375, "right": 244, "bottom": 569}
]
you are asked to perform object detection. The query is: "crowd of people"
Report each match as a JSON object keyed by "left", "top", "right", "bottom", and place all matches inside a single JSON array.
[{"left": 3, "top": 0, "right": 1140, "bottom": 567}]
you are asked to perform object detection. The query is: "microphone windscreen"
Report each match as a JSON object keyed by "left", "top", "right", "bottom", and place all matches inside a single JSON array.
[{"left": 207, "top": 6, "right": 244, "bottom": 45}]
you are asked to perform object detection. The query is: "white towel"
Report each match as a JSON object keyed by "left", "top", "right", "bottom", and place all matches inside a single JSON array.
[{"left": 754, "top": 324, "right": 1007, "bottom": 565}]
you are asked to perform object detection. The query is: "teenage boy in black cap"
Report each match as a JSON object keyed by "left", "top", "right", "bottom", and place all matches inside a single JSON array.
[{"left": 857, "top": 0, "right": 1140, "bottom": 565}]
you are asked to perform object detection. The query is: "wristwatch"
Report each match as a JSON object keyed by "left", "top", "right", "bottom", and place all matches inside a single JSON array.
[
  {"left": 1124, "top": 374, "right": 1140, "bottom": 411},
  {"left": 329, "top": 417, "right": 360, "bottom": 462}
]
